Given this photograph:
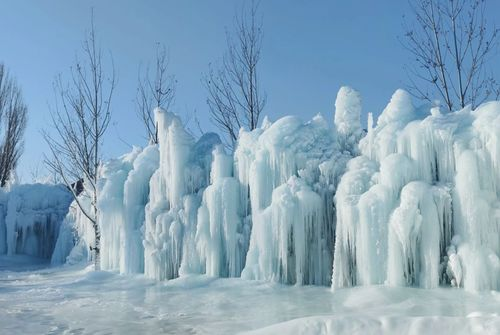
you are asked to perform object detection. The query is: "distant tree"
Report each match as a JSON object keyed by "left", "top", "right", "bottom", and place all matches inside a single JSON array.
[
  {"left": 204, "top": 0, "right": 266, "bottom": 148},
  {"left": 29, "top": 161, "right": 62, "bottom": 184},
  {"left": 403, "top": 0, "right": 500, "bottom": 111},
  {"left": 43, "top": 15, "right": 115, "bottom": 270},
  {"left": 0, "top": 64, "right": 28, "bottom": 187},
  {"left": 136, "top": 44, "right": 176, "bottom": 144}
]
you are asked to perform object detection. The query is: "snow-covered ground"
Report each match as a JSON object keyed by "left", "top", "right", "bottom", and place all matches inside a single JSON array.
[{"left": 1, "top": 257, "right": 499, "bottom": 335}]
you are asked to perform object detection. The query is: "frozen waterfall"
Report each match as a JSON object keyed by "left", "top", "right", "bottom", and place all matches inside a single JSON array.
[
  {"left": 332, "top": 90, "right": 500, "bottom": 291},
  {"left": 52, "top": 86, "right": 499, "bottom": 292},
  {"left": 0, "top": 184, "right": 72, "bottom": 260}
]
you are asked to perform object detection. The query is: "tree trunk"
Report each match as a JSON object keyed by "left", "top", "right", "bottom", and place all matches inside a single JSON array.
[{"left": 93, "top": 193, "right": 101, "bottom": 270}]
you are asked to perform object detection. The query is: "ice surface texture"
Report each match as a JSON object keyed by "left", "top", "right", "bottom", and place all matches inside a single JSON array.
[
  {"left": 0, "top": 184, "right": 72, "bottom": 260},
  {"left": 55, "top": 87, "right": 500, "bottom": 291},
  {"left": 333, "top": 90, "right": 500, "bottom": 291}
]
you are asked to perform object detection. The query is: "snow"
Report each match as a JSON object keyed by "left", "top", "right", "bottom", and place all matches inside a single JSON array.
[{"left": 0, "top": 260, "right": 498, "bottom": 335}]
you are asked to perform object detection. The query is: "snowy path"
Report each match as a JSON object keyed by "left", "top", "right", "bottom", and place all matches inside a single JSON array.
[{"left": 0, "top": 257, "right": 499, "bottom": 335}]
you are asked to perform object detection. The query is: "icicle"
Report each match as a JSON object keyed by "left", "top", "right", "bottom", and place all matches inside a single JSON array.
[
  {"left": 122, "top": 145, "right": 159, "bottom": 274},
  {"left": 240, "top": 110, "right": 350, "bottom": 286},
  {"left": 4, "top": 184, "right": 72, "bottom": 259},
  {"left": 195, "top": 146, "right": 246, "bottom": 277},
  {"left": 144, "top": 108, "right": 220, "bottom": 280}
]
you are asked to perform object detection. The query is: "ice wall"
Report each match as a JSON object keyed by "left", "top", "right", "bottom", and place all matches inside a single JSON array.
[
  {"left": 387, "top": 182, "right": 451, "bottom": 288},
  {"left": 98, "top": 148, "right": 142, "bottom": 271},
  {"left": 332, "top": 90, "right": 500, "bottom": 291},
  {"left": 143, "top": 109, "right": 192, "bottom": 280},
  {"left": 238, "top": 105, "right": 354, "bottom": 285},
  {"left": 53, "top": 109, "right": 222, "bottom": 277},
  {"left": 54, "top": 86, "right": 499, "bottom": 292},
  {"left": 0, "top": 189, "right": 8, "bottom": 254},
  {"left": 143, "top": 108, "right": 221, "bottom": 280},
  {"left": 52, "top": 195, "right": 94, "bottom": 265},
  {"left": 195, "top": 145, "right": 248, "bottom": 277},
  {"left": 0, "top": 184, "right": 72, "bottom": 259},
  {"left": 51, "top": 211, "right": 78, "bottom": 265},
  {"left": 122, "top": 145, "right": 159, "bottom": 274}
]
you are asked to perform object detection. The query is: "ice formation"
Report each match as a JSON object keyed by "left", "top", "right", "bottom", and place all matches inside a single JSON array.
[
  {"left": 52, "top": 108, "right": 221, "bottom": 277},
  {"left": 334, "top": 86, "right": 364, "bottom": 154},
  {"left": 238, "top": 113, "right": 352, "bottom": 285},
  {"left": 48, "top": 86, "right": 499, "bottom": 292},
  {"left": 332, "top": 89, "right": 500, "bottom": 291},
  {"left": 98, "top": 148, "right": 142, "bottom": 271},
  {"left": 196, "top": 145, "right": 248, "bottom": 277},
  {"left": 0, "top": 184, "right": 72, "bottom": 259},
  {"left": 121, "top": 145, "right": 160, "bottom": 274},
  {"left": 143, "top": 109, "right": 221, "bottom": 280}
]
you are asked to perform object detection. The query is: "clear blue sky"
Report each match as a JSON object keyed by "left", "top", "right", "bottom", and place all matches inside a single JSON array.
[{"left": 0, "top": 1, "right": 499, "bottom": 181}]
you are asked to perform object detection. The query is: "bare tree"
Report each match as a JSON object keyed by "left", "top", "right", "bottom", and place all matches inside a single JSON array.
[
  {"left": 136, "top": 44, "right": 176, "bottom": 144},
  {"left": 43, "top": 15, "right": 115, "bottom": 270},
  {"left": 0, "top": 64, "right": 28, "bottom": 187},
  {"left": 403, "top": 0, "right": 500, "bottom": 111},
  {"left": 204, "top": 0, "right": 266, "bottom": 147}
]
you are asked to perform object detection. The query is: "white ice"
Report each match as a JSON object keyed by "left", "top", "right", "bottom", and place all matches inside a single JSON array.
[
  {"left": 333, "top": 90, "right": 500, "bottom": 291},
  {"left": 2, "top": 86, "right": 500, "bottom": 334},
  {"left": 0, "top": 183, "right": 72, "bottom": 260},
  {"left": 21, "top": 86, "right": 498, "bottom": 299},
  {"left": 0, "top": 259, "right": 498, "bottom": 335}
]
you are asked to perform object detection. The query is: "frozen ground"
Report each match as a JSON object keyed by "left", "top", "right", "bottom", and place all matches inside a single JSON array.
[{"left": 0, "top": 257, "right": 499, "bottom": 334}]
